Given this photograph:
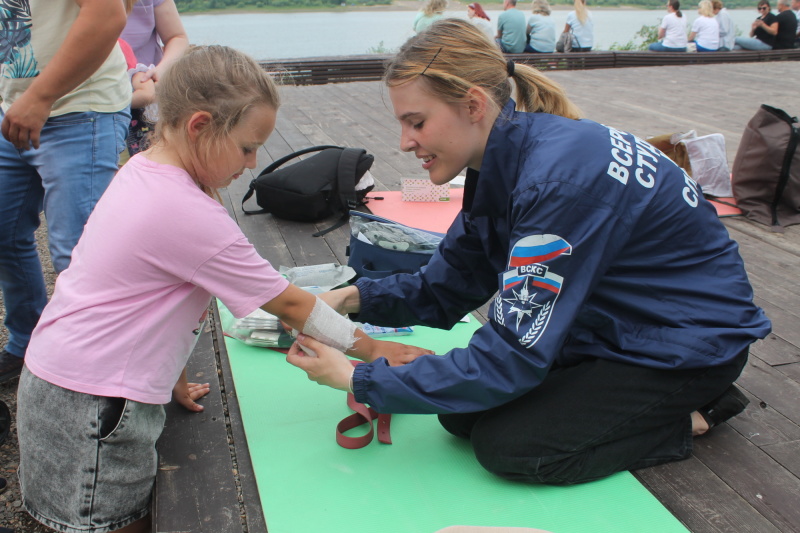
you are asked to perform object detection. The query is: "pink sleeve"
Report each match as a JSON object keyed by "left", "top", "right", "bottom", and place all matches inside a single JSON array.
[{"left": 192, "top": 238, "right": 291, "bottom": 318}]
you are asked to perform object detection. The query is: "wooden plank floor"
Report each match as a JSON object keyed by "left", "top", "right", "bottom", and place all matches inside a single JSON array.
[{"left": 155, "top": 62, "right": 800, "bottom": 533}]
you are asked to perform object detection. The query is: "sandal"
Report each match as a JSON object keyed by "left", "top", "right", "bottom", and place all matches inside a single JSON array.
[{"left": 698, "top": 385, "right": 749, "bottom": 429}]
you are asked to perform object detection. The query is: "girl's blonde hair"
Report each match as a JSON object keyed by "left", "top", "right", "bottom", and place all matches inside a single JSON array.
[
  {"left": 124, "top": 0, "right": 137, "bottom": 14},
  {"left": 573, "top": 0, "right": 589, "bottom": 25},
  {"left": 384, "top": 19, "right": 581, "bottom": 119},
  {"left": 532, "top": 0, "right": 552, "bottom": 16},
  {"left": 153, "top": 45, "right": 280, "bottom": 192},
  {"left": 423, "top": 0, "right": 448, "bottom": 16},
  {"left": 697, "top": 0, "right": 714, "bottom": 16}
]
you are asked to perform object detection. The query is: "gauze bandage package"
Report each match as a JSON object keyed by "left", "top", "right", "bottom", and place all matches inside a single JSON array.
[
  {"left": 221, "top": 306, "right": 295, "bottom": 348},
  {"left": 225, "top": 295, "right": 359, "bottom": 352}
]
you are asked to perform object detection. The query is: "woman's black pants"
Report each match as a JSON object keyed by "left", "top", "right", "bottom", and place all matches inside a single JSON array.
[{"left": 438, "top": 349, "right": 748, "bottom": 485}]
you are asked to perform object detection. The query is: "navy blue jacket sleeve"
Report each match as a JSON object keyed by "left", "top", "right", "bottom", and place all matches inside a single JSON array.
[{"left": 354, "top": 213, "right": 499, "bottom": 330}]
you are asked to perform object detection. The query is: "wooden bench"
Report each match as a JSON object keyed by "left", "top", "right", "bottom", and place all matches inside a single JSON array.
[
  {"left": 613, "top": 48, "right": 800, "bottom": 67},
  {"left": 507, "top": 51, "right": 617, "bottom": 71},
  {"left": 261, "top": 54, "right": 389, "bottom": 85},
  {"left": 261, "top": 49, "right": 800, "bottom": 85}
]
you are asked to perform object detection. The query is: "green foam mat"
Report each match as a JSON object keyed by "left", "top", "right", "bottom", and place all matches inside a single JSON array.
[{"left": 220, "top": 305, "right": 687, "bottom": 533}]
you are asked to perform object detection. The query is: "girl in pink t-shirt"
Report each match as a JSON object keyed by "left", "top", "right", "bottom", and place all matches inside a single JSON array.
[{"left": 17, "top": 45, "right": 430, "bottom": 533}]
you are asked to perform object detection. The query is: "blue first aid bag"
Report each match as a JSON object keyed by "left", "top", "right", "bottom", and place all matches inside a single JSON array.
[{"left": 346, "top": 212, "right": 444, "bottom": 280}]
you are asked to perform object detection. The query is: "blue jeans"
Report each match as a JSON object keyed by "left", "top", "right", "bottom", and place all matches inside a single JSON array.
[
  {"left": 734, "top": 36, "right": 772, "bottom": 50},
  {"left": 648, "top": 42, "right": 687, "bottom": 52},
  {"left": 496, "top": 38, "right": 524, "bottom": 54},
  {"left": 0, "top": 110, "right": 129, "bottom": 358},
  {"left": 524, "top": 44, "right": 553, "bottom": 53}
]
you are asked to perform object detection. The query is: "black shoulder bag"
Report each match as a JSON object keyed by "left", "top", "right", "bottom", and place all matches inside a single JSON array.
[{"left": 242, "top": 145, "right": 375, "bottom": 236}]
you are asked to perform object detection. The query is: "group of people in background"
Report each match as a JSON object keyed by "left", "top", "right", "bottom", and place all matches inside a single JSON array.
[
  {"left": 649, "top": 0, "right": 799, "bottom": 52},
  {"left": 495, "top": 0, "right": 594, "bottom": 53},
  {"left": 421, "top": 0, "right": 594, "bottom": 54},
  {"left": 416, "top": 0, "right": 800, "bottom": 54},
  {"left": 734, "top": 0, "right": 799, "bottom": 50}
]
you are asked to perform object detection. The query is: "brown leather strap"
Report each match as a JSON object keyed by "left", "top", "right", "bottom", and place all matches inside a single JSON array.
[{"left": 335, "top": 361, "right": 392, "bottom": 449}]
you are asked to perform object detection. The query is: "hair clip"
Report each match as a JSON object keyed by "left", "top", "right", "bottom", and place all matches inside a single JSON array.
[{"left": 421, "top": 47, "right": 443, "bottom": 76}]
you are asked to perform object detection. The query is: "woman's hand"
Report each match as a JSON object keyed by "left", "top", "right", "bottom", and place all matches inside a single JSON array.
[
  {"left": 365, "top": 339, "right": 434, "bottom": 366},
  {"left": 286, "top": 334, "right": 356, "bottom": 391},
  {"left": 319, "top": 285, "right": 361, "bottom": 316}
]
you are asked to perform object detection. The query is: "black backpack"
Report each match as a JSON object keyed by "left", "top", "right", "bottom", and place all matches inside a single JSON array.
[{"left": 242, "top": 145, "right": 375, "bottom": 236}]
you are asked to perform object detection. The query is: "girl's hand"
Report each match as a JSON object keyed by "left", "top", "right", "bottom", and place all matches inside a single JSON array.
[
  {"left": 286, "top": 334, "right": 356, "bottom": 391},
  {"left": 131, "top": 73, "right": 155, "bottom": 93},
  {"left": 367, "top": 339, "right": 434, "bottom": 366},
  {"left": 130, "top": 73, "right": 156, "bottom": 109},
  {"left": 173, "top": 380, "right": 211, "bottom": 412}
]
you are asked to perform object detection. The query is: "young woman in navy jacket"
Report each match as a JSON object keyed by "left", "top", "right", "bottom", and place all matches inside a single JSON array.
[{"left": 288, "top": 19, "right": 771, "bottom": 485}]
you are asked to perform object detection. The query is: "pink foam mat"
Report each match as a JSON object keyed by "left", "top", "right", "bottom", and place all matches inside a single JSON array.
[
  {"left": 365, "top": 189, "right": 463, "bottom": 232},
  {"left": 707, "top": 197, "right": 742, "bottom": 217},
  {"left": 366, "top": 188, "right": 740, "bottom": 228}
]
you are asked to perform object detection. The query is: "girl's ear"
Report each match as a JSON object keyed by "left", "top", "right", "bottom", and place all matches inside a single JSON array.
[
  {"left": 186, "top": 111, "right": 213, "bottom": 143},
  {"left": 465, "top": 87, "right": 489, "bottom": 124}
]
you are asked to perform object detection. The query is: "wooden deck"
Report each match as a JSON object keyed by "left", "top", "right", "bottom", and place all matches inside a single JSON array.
[{"left": 154, "top": 61, "right": 800, "bottom": 533}]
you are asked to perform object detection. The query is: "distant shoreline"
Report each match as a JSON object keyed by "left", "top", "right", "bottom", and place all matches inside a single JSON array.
[{"left": 180, "top": 1, "right": 659, "bottom": 16}]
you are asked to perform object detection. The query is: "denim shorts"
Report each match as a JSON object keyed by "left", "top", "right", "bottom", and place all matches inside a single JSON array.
[{"left": 17, "top": 367, "right": 166, "bottom": 533}]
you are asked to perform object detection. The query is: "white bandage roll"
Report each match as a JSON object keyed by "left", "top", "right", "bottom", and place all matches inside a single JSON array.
[{"left": 296, "top": 297, "right": 357, "bottom": 353}]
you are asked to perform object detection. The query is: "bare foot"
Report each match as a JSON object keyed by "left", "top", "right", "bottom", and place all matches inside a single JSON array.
[{"left": 691, "top": 411, "right": 709, "bottom": 436}]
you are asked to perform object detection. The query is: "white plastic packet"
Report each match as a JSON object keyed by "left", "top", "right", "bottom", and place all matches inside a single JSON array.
[
  {"left": 279, "top": 263, "right": 356, "bottom": 291},
  {"left": 220, "top": 307, "right": 294, "bottom": 348},
  {"left": 681, "top": 134, "right": 733, "bottom": 198}
]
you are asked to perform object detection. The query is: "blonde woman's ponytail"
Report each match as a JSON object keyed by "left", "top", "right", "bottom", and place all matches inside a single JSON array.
[{"left": 511, "top": 63, "right": 581, "bottom": 119}]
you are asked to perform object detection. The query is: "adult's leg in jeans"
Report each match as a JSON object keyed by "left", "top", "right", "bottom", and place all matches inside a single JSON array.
[
  {"left": 439, "top": 351, "right": 747, "bottom": 484},
  {"left": 648, "top": 42, "right": 686, "bottom": 52},
  {"left": 0, "top": 132, "right": 46, "bottom": 358},
  {"left": 0, "top": 110, "right": 127, "bottom": 359},
  {"left": 733, "top": 37, "right": 772, "bottom": 50},
  {"left": 34, "top": 110, "right": 128, "bottom": 274}
]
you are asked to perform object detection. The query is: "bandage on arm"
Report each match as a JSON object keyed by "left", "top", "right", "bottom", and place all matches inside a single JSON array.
[{"left": 294, "top": 297, "right": 358, "bottom": 354}]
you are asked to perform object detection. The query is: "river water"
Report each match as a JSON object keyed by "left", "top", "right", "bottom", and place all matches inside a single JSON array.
[{"left": 181, "top": 8, "right": 762, "bottom": 60}]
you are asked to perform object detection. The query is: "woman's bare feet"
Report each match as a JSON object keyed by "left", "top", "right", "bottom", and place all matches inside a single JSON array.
[
  {"left": 692, "top": 385, "right": 749, "bottom": 437},
  {"left": 691, "top": 411, "right": 710, "bottom": 436}
]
